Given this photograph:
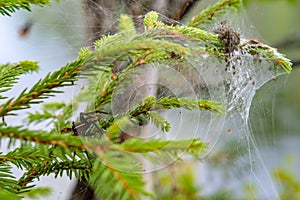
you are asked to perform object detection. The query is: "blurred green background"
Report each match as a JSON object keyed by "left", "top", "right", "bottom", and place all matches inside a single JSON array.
[{"left": 242, "top": 0, "right": 300, "bottom": 199}]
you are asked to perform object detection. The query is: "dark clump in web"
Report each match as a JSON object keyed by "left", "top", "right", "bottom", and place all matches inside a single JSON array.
[
  {"left": 212, "top": 20, "right": 242, "bottom": 72},
  {"left": 213, "top": 20, "right": 240, "bottom": 55}
]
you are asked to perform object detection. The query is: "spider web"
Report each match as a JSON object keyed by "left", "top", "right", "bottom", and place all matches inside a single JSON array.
[
  {"left": 192, "top": 2, "right": 290, "bottom": 199},
  {"left": 1, "top": 0, "right": 294, "bottom": 199}
]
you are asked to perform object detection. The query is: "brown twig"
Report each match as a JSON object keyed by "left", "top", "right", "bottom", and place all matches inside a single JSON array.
[{"left": 172, "top": 0, "right": 200, "bottom": 20}]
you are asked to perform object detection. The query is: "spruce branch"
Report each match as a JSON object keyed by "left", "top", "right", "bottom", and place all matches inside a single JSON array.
[
  {"left": 0, "top": 145, "right": 92, "bottom": 189},
  {"left": 168, "top": 24, "right": 292, "bottom": 74},
  {"left": 242, "top": 40, "right": 293, "bottom": 73},
  {"left": 0, "top": 126, "right": 84, "bottom": 149},
  {"left": 81, "top": 12, "right": 292, "bottom": 120},
  {"left": 167, "top": 25, "right": 220, "bottom": 45},
  {"left": 25, "top": 101, "right": 75, "bottom": 132},
  {"left": 17, "top": 159, "right": 92, "bottom": 188},
  {"left": 144, "top": 11, "right": 165, "bottom": 29},
  {"left": 187, "top": 0, "right": 240, "bottom": 28},
  {"left": 0, "top": 61, "right": 39, "bottom": 100},
  {"left": 0, "top": 163, "right": 20, "bottom": 194},
  {"left": 92, "top": 39, "right": 191, "bottom": 62},
  {"left": 26, "top": 110, "right": 54, "bottom": 125},
  {"left": 118, "top": 14, "right": 136, "bottom": 37},
  {"left": 92, "top": 34, "right": 125, "bottom": 51},
  {"left": 137, "top": 11, "right": 292, "bottom": 75},
  {"left": 0, "top": 124, "right": 208, "bottom": 160},
  {"left": 0, "top": 124, "right": 208, "bottom": 196},
  {"left": 0, "top": 145, "right": 89, "bottom": 171},
  {"left": 0, "top": 0, "right": 51, "bottom": 16},
  {"left": 0, "top": 59, "right": 83, "bottom": 117},
  {"left": 88, "top": 137, "right": 207, "bottom": 199},
  {"left": 119, "top": 138, "right": 207, "bottom": 157},
  {"left": 0, "top": 146, "right": 52, "bottom": 170},
  {"left": 129, "top": 96, "right": 225, "bottom": 118},
  {"left": 86, "top": 39, "right": 192, "bottom": 108},
  {"left": 145, "top": 111, "right": 171, "bottom": 132},
  {"left": 89, "top": 160, "right": 153, "bottom": 200},
  {"left": 122, "top": 96, "right": 224, "bottom": 133}
]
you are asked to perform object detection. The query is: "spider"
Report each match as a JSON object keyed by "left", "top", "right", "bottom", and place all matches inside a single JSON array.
[{"left": 61, "top": 110, "right": 108, "bottom": 136}]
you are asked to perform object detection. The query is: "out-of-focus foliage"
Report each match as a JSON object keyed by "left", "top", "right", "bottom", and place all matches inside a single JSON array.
[
  {"left": 0, "top": 0, "right": 51, "bottom": 16},
  {"left": 153, "top": 162, "right": 202, "bottom": 200},
  {"left": 273, "top": 168, "right": 300, "bottom": 200},
  {"left": 243, "top": 0, "right": 297, "bottom": 5}
]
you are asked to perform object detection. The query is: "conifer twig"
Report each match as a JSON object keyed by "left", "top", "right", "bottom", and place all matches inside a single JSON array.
[
  {"left": 0, "top": 61, "right": 39, "bottom": 100},
  {"left": 0, "top": 126, "right": 84, "bottom": 149},
  {"left": 187, "top": 0, "right": 240, "bottom": 28},
  {"left": 0, "top": 0, "right": 50, "bottom": 16},
  {"left": 17, "top": 160, "right": 92, "bottom": 188},
  {"left": 129, "top": 96, "right": 224, "bottom": 117},
  {"left": 0, "top": 59, "right": 83, "bottom": 117}
]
